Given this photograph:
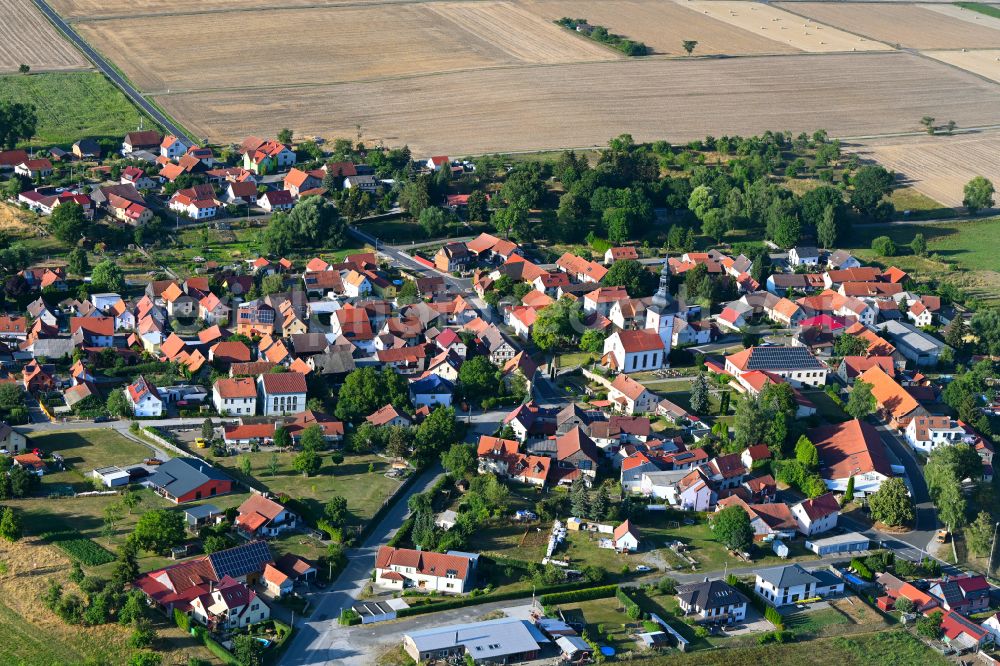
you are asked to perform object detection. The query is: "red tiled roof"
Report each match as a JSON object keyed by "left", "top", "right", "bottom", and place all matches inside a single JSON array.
[
  {"left": 259, "top": 372, "right": 307, "bottom": 395},
  {"left": 215, "top": 377, "right": 257, "bottom": 399}
]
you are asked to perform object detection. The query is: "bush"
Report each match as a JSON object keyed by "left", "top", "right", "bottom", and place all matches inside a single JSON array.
[
  {"left": 616, "top": 586, "right": 642, "bottom": 620},
  {"left": 764, "top": 605, "right": 785, "bottom": 630},
  {"left": 850, "top": 558, "right": 873, "bottom": 581},
  {"left": 174, "top": 608, "right": 190, "bottom": 632},
  {"left": 871, "top": 236, "right": 896, "bottom": 257},
  {"left": 540, "top": 585, "right": 618, "bottom": 606}
]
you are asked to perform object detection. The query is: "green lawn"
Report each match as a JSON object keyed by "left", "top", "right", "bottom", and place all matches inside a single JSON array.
[
  {"left": 955, "top": 2, "right": 1000, "bottom": 19},
  {"left": 28, "top": 430, "right": 154, "bottom": 494},
  {"left": 660, "top": 629, "right": 947, "bottom": 666},
  {"left": 0, "top": 72, "right": 154, "bottom": 147},
  {"left": 212, "top": 450, "right": 402, "bottom": 528},
  {"left": 801, "top": 390, "right": 849, "bottom": 424},
  {"left": 783, "top": 607, "right": 850, "bottom": 637},
  {"left": 847, "top": 217, "right": 1000, "bottom": 304},
  {"left": 889, "top": 187, "right": 957, "bottom": 220},
  {"left": 552, "top": 596, "right": 642, "bottom": 655}
]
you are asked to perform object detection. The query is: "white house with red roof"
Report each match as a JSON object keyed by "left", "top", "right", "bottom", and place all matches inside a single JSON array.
[
  {"left": 809, "top": 419, "right": 893, "bottom": 496},
  {"left": 426, "top": 155, "right": 450, "bottom": 171},
  {"left": 724, "top": 346, "right": 828, "bottom": 388},
  {"left": 213, "top": 377, "right": 257, "bottom": 416},
  {"left": 257, "top": 372, "right": 307, "bottom": 416},
  {"left": 161, "top": 135, "right": 191, "bottom": 160},
  {"left": 602, "top": 329, "right": 665, "bottom": 374},
  {"left": 126, "top": 375, "right": 163, "bottom": 417},
  {"left": 259, "top": 189, "right": 294, "bottom": 212},
  {"left": 612, "top": 520, "right": 640, "bottom": 553},
  {"left": 375, "top": 546, "right": 473, "bottom": 594},
  {"left": 791, "top": 493, "right": 840, "bottom": 536},
  {"left": 235, "top": 494, "right": 297, "bottom": 538},
  {"left": 607, "top": 374, "right": 657, "bottom": 415}
]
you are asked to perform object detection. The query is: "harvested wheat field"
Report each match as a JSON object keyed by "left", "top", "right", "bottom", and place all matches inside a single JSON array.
[
  {"left": 925, "top": 49, "right": 1000, "bottom": 84},
  {"left": 76, "top": 1, "right": 612, "bottom": 92},
  {"left": 51, "top": 0, "right": 423, "bottom": 19},
  {"left": 850, "top": 132, "right": 1000, "bottom": 208},
  {"left": 522, "top": 0, "right": 797, "bottom": 55},
  {"left": 776, "top": 2, "right": 1000, "bottom": 49},
  {"left": 0, "top": 202, "right": 37, "bottom": 237},
  {"left": 0, "top": 0, "right": 88, "bottom": 72},
  {"left": 679, "top": 0, "right": 892, "bottom": 52},
  {"left": 924, "top": 3, "right": 1000, "bottom": 30},
  {"left": 155, "top": 52, "right": 1000, "bottom": 156}
]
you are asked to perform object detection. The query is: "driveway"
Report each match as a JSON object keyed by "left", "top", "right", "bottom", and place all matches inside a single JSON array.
[{"left": 281, "top": 464, "right": 443, "bottom": 665}]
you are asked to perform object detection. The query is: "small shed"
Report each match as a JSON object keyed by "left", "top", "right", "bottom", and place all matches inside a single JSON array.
[
  {"left": 637, "top": 631, "right": 671, "bottom": 649},
  {"left": 184, "top": 503, "right": 222, "bottom": 529},
  {"left": 556, "top": 635, "right": 592, "bottom": 660},
  {"left": 772, "top": 539, "right": 789, "bottom": 559},
  {"left": 91, "top": 466, "right": 131, "bottom": 488}
]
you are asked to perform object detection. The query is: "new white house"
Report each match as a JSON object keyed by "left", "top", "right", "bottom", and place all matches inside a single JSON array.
[
  {"left": 374, "top": 546, "right": 473, "bottom": 594},
  {"left": 754, "top": 564, "right": 844, "bottom": 607},
  {"left": 676, "top": 579, "right": 748, "bottom": 623},
  {"left": 904, "top": 415, "right": 966, "bottom": 454}
]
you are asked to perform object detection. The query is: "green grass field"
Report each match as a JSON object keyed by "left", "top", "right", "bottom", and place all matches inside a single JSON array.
[
  {"left": 955, "top": 2, "right": 1000, "bottom": 19},
  {"left": 28, "top": 429, "right": 153, "bottom": 493},
  {"left": 848, "top": 217, "right": 1000, "bottom": 304},
  {"left": 0, "top": 72, "right": 154, "bottom": 147},
  {"left": 212, "top": 450, "right": 402, "bottom": 527}
]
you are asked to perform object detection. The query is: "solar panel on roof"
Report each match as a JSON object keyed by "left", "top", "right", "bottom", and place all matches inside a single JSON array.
[{"left": 746, "top": 347, "right": 825, "bottom": 371}]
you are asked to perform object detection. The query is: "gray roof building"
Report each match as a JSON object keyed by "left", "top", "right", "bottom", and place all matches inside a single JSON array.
[
  {"left": 756, "top": 563, "right": 821, "bottom": 589},
  {"left": 676, "top": 579, "right": 748, "bottom": 611},
  {"left": 403, "top": 618, "right": 545, "bottom": 664},
  {"left": 146, "top": 457, "right": 233, "bottom": 502},
  {"left": 879, "top": 320, "right": 946, "bottom": 366}
]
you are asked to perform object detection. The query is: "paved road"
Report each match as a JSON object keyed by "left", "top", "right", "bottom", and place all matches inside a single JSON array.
[
  {"left": 874, "top": 423, "right": 939, "bottom": 553},
  {"left": 282, "top": 464, "right": 444, "bottom": 666},
  {"left": 31, "top": 0, "right": 193, "bottom": 144}
]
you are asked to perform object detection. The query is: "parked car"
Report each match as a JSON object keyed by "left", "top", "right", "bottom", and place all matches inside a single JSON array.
[{"left": 636, "top": 565, "right": 652, "bottom": 573}]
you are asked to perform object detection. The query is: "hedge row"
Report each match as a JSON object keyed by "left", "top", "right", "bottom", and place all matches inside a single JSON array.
[
  {"left": 396, "top": 580, "right": 603, "bottom": 618},
  {"left": 617, "top": 586, "right": 642, "bottom": 620},
  {"left": 540, "top": 584, "right": 619, "bottom": 606}
]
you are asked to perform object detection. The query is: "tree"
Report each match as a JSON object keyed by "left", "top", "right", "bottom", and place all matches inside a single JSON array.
[
  {"left": 67, "top": 247, "right": 89, "bottom": 276},
  {"left": 602, "top": 259, "right": 657, "bottom": 297},
  {"left": 442, "top": 443, "right": 476, "bottom": 478},
  {"left": 850, "top": 165, "right": 894, "bottom": 217},
  {"left": 580, "top": 329, "right": 605, "bottom": 355},
  {"left": 817, "top": 204, "right": 838, "bottom": 249},
  {"left": 713, "top": 505, "right": 753, "bottom": 552},
  {"left": 121, "top": 489, "right": 141, "bottom": 515},
  {"left": 292, "top": 449, "right": 321, "bottom": 477},
  {"left": 967, "top": 510, "right": 995, "bottom": 557},
  {"left": 232, "top": 633, "right": 264, "bottom": 666},
  {"left": 690, "top": 373, "right": 710, "bottom": 415},
  {"left": 531, "top": 297, "right": 583, "bottom": 351},
  {"left": 732, "top": 394, "right": 767, "bottom": 450},
  {"left": 458, "top": 356, "right": 499, "bottom": 405},
  {"left": 334, "top": 367, "right": 384, "bottom": 421},
  {"left": 91, "top": 260, "right": 125, "bottom": 293},
  {"left": 917, "top": 611, "right": 943, "bottom": 640},
  {"left": 843, "top": 476, "right": 855, "bottom": 506},
  {"left": 845, "top": 379, "right": 876, "bottom": 420},
  {"left": 894, "top": 596, "right": 914, "bottom": 613},
  {"left": 963, "top": 176, "right": 995, "bottom": 214},
  {"left": 0, "top": 507, "right": 21, "bottom": 542},
  {"left": 300, "top": 424, "right": 326, "bottom": 452},
  {"left": 701, "top": 208, "right": 730, "bottom": 244},
  {"left": 132, "top": 510, "right": 185, "bottom": 554},
  {"left": 910, "top": 233, "right": 927, "bottom": 257},
  {"left": 261, "top": 273, "right": 285, "bottom": 295},
  {"left": 767, "top": 198, "right": 801, "bottom": 248},
  {"left": 492, "top": 201, "right": 529, "bottom": 241},
  {"left": 399, "top": 177, "right": 432, "bottom": 218},
  {"left": 682, "top": 40, "right": 698, "bottom": 55},
  {"left": 18, "top": 64, "right": 29, "bottom": 75},
  {"left": 239, "top": 455, "right": 252, "bottom": 478},
  {"left": 324, "top": 496, "right": 349, "bottom": 528},
  {"left": 868, "top": 477, "right": 913, "bottom": 527},
  {"left": 49, "top": 201, "right": 89, "bottom": 243},
  {"left": 277, "top": 128, "right": 293, "bottom": 145},
  {"left": 273, "top": 425, "right": 291, "bottom": 449},
  {"left": 794, "top": 436, "right": 818, "bottom": 468},
  {"left": 834, "top": 334, "right": 870, "bottom": 357},
  {"left": 592, "top": 484, "right": 610, "bottom": 520},
  {"left": 687, "top": 185, "right": 717, "bottom": 221},
  {"left": 106, "top": 389, "right": 131, "bottom": 417},
  {"left": 570, "top": 478, "right": 589, "bottom": 518},
  {"left": 0, "top": 101, "right": 37, "bottom": 149},
  {"left": 418, "top": 206, "right": 447, "bottom": 238},
  {"left": 466, "top": 190, "right": 489, "bottom": 222},
  {"left": 870, "top": 236, "right": 896, "bottom": 257},
  {"left": 920, "top": 116, "right": 936, "bottom": 134}
]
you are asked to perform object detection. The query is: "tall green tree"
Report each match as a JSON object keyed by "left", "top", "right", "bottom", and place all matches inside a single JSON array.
[
  {"left": 602, "top": 259, "right": 657, "bottom": 297},
  {"left": 963, "top": 176, "right": 995, "bottom": 214},
  {"left": 0, "top": 507, "right": 21, "bottom": 542},
  {"left": 850, "top": 165, "right": 894, "bottom": 217},
  {"left": 845, "top": 380, "right": 876, "bottom": 420},
  {"left": 49, "top": 202, "right": 89, "bottom": 244},
  {"left": 817, "top": 204, "right": 838, "bottom": 248},
  {"left": 91, "top": 260, "right": 125, "bottom": 292},
  {"left": 967, "top": 510, "right": 995, "bottom": 557},
  {"left": 868, "top": 477, "right": 913, "bottom": 527},
  {"left": 713, "top": 505, "right": 753, "bottom": 552},
  {"left": 67, "top": 247, "right": 89, "bottom": 276},
  {"left": 531, "top": 297, "right": 583, "bottom": 351},
  {"left": 132, "top": 510, "right": 185, "bottom": 554},
  {"left": 690, "top": 373, "right": 710, "bottom": 415},
  {"left": 0, "top": 101, "right": 37, "bottom": 149}
]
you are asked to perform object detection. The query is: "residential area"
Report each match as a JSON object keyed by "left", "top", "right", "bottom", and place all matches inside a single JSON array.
[{"left": 1, "top": 121, "right": 1000, "bottom": 666}]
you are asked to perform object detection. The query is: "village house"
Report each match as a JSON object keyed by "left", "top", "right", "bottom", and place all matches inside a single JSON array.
[
  {"left": 602, "top": 329, "right": 665, "bottom": 374},
  {"left": 241, "top": 136, "right": 296, "bottom": 174},
  {"left": 126, "top": 376, "right": 163, "bottom": 417},
  {"left": 366, "top": 404, "right": 411, "bottom": 428},
  {"left": 754, "top": 564, "right": 844, "bottom": 607},
  {"left": 374, "top": 546, "right": 473, "bottom": 594},
  {"left": 235, "top": 494, "right": 298, "bottom": 538},
  {"left": 929, "top": 574, "right": 991, "bottom": 616},
  {"left": 676, "top": 579, "right": 749, "bottom": 623},
  {"left": 212, "top": 377, "right": 257, "bottom": 416},
  {"left": 904, "top": 415, "right": 967, "bottom": 454},
  {"left": 790, "top": 493, "right": 840, "bottom": 536},
  {"left": 257, "top": 372, "right": 307, "bottom": 416},
  {"left": 724, "top": 346, "right": 828, "bottom": 388},
  {"left": 809, "top": 419, "right": 893, "bottom": 496},
  {"left": 612, "top": 519, "right": 641, "bottom": 553}
]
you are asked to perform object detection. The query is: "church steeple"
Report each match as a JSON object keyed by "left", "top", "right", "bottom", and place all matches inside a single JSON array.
[{"left": 650, "top": 260, "right": 671, "bottom": 311}]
